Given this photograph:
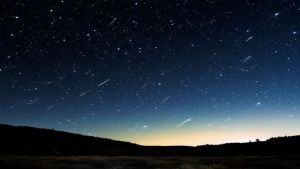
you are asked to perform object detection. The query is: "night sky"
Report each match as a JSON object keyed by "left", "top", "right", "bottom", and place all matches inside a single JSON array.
[{"left": 1, "top": 0, "right": 300, "bottom": 146}]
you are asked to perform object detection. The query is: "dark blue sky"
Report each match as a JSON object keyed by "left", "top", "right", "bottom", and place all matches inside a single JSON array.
[{"left": 0, "top": 0, "right": 300, "bottom": 145}]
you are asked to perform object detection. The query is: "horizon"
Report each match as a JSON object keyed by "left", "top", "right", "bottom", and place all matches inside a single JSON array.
[
  {"left": 1, "top": 1, "right": 299, "bottom": 147},
  {"left": 2, "top": 123, "right": 299, "bottom": 146}
]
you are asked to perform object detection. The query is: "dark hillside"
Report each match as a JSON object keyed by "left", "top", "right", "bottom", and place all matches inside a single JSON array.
[
  {"left": 0, "top": 124, "right": 142, "bottom": 155},
  {"left": 1, "top": 124, "right": 299, "bottom": 156}
]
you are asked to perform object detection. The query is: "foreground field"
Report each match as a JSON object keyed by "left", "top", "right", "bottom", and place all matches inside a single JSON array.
[{"left": 1, "top": 156, "right": 300, "bottom": 169}]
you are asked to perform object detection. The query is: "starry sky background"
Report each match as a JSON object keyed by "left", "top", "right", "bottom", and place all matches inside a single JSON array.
[{"left": 0, "top": 0, "right": 300, "bottom": 146}]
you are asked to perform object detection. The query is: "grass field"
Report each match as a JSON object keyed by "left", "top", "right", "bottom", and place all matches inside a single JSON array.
[{"left": 1, "top": 156, "right": 300, "bottom": 169}]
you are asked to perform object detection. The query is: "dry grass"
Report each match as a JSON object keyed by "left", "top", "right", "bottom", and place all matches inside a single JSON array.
[
  {"left": 0, "top": 155, "right": 300, "bottom": 169},
  {"left": 181, "top": 163, "right": 226, "bottom": 169}
]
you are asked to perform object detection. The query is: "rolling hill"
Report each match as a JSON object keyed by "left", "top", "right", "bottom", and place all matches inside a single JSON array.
[{"left": 0, "top": 124, "right": 299, "bottom": 156}]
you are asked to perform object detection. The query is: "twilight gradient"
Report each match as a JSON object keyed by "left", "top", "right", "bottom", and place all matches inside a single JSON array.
[{"left": 0, "top": 0, "right": 299, "bottom": 145}]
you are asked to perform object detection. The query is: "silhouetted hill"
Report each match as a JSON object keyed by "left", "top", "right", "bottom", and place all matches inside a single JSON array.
[
  {"left": 0, "top": 124, "right": 300, "bottom": 156},
  {"left": 196, "top": 136, "right": 300, "bottom": 156},
  {"left": 0, "top": 124, "right": 142, "bottom": 155}
]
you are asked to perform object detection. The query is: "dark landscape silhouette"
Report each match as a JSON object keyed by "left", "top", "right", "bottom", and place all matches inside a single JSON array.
[
  {"left": 0, "top": 124, "right": 299, "bottom": 156},
  {"left": 1, "top": 124, "right": 300, "bottom": 169}
]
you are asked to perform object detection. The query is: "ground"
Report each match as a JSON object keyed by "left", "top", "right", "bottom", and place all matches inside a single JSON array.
[{"left": 0, "top": 156, "right": 300, "bottom": 169}]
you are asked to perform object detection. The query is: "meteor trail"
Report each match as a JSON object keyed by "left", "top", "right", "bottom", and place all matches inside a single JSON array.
[
  {"left": 98, "top": 79, "right": 110, "bottom": 87},
  {"left": 177, "top": 117, "right": 192, "bottom": 127}
]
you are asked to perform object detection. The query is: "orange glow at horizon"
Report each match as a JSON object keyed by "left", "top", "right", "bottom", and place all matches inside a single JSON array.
[{"left": 105, "top": 119, "right": 300, "bottom": 146}]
